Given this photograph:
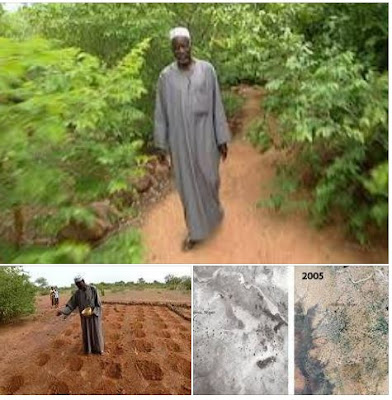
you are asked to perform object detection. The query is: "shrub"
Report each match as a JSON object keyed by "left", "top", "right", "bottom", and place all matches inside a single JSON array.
[
  {"left": 247, "top": 4, "right": 388, "bottom": 243},
  {"left": 0, "top": 267, "right": 36, "bottom": 323},
  {"left": 86, "top": 230, "right": 143, "bottom": 264},
  {"left": 222, "top": 91, "right": 245, "bottom": 119},
  {"left": 164, "top": 274, "right": 191, "bottom": 291},
  {"left": 260, "top": 44, "right": 387, "bottom": 242},
  {"left": 0, "top": 36, "right": 148, "bottom": 259},
  {"left": 248, "top": 118, "right": 272, "bottom": 153}
]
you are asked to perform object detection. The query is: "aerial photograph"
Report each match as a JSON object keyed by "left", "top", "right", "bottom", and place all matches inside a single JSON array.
[{"left": 295, "top": 266, "right": 388, "bottom": 395}]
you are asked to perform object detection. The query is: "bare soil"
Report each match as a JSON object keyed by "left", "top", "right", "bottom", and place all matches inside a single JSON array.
[
  {"left": 141, "top": 86, "right": 387, "bottom": 264},
  {"left": 0, "top": 293, "right": 191, "bottom": 395}
]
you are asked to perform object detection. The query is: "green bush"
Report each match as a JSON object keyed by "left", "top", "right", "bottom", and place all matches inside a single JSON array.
[
  {"left": 87, "top": 229, "right": 143, "bottom": 264},
  {"left": 12, "top": 242, "right": 91, "bottom": 264},
  {"left": 25, "top": 3, "right": 174, "bottom": 138},
  {"left": 0, "top": 267, "right": 36, "bottom": 322},
  {"left": 96, "top": 284, "right": 105, "bottom": 297},
  {"left": 260, "top": 43, "right": 387, "bottom": 241},
  {"left": 248, "top": 118, "right": 272, "bottom": 153},
  {"left": 165, "top": 274, "right": 191, "bottom": 291},
  {"left": 222, "top": 91, "right": 245, "bottom": 119},
  {"left": 0, "top": 3, "right": 387, "bottom": 254},
  {"left": 246, "top": 4, "right": 388, "bottom": 243},
  {"left": 0, "top": 36, "right": 148, "bottom": 259}
]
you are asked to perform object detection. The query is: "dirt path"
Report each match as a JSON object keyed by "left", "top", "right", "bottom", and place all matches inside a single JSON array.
[
  {"left": 141, "top": 86, "right": 388, "bottom": 264},
  {"left": 0, "top": 295, "right": 191, "bottom": 395}
]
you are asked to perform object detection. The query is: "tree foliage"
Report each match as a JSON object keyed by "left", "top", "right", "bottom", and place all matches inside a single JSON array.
[
  {"left": 239, "top": 4, "right": 388, "bottom": 242},
  {"left": 85, "top": 276, "right": 192, "bottom": 294},
  {"left": 164, "top": 274, "right": 192, "bottom": 290},
  {"left": 0, "top": 3, "right": 388, "bottom": 257},
  {"left": 0, "top": 267, "right": 36, "bottom": 323},
  {"left": 25, "top": 3, "right": 174, "bottom": 136},
  {"left": 0, "top": 36, "right": 148, "bottom": 259},
  {"left": 35, "top": 277, "right": 49, "bottom": 288}
]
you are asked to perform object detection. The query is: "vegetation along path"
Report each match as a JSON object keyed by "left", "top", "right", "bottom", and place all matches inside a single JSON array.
[{"left": 141, "top": 86, "right": 387, "bottom": 264}]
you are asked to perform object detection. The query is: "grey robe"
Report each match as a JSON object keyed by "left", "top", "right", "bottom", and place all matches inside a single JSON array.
[
  {"left": 154, "top": 59, "right": 231, "bottom": 241},
  {"left": 61, "top": 285, "right": 104, "bottom": 354}
]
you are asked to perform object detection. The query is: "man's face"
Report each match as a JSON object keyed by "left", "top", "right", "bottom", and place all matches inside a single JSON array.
[
  {"left": 172, "top": 36, "right": 191, "bottom": 67},
  {"left": 76, "top": 280, "right": 86, "bottom": 290}
]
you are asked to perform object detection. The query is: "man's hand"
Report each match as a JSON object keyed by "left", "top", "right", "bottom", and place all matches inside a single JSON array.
[
  {"left": 157, "top": 150, "right": 172, "bottom": 170},
  {"left": 156, "top": 149, "right": 167, "bottom": 164},
  {"left": 156, "top": 149, "right": 172, "bottom": 170},
  {"left": 218, "top": 143, "right": 228, "bottom": 161}
]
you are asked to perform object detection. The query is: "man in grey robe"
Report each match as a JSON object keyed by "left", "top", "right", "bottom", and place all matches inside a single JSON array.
[
  {"left": 57, "top": 276, "right": 104, "bottom": 354},
  {"left": 154, "top": 27, "right": 231, "bottom": 251}
]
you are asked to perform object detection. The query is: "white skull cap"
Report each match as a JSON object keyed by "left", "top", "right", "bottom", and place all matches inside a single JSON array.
[
  {"left": 169, "top": 27, "right": 191, "bottom": 41},
  {"left": 74, "top": 275, "right": 84, "bottom": 283}
]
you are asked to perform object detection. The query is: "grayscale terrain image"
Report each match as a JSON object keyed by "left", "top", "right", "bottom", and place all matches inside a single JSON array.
[{"left": 193, "top": 266, "right": 288, "bottom": 394}]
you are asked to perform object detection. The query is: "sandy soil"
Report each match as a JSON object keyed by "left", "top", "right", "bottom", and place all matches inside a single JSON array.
[
  {"left": 0, "top": 294, "right": 191, "bottom": 395},
  {"left": 295, "top": 266, "right": 388, "bottom": 395},
  {"left": 141, "top": 86, "right": 387, "bottom": 264}
]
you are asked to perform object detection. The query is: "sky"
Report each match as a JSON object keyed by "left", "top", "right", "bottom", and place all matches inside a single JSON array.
[
  {"left": 2, "top": 3, "right": 25, "bottom": 12},
  {"left": 22, "top": 265, "right": 192, "bottom": 286}
]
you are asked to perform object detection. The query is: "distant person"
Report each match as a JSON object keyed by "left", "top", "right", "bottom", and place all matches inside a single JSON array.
[
  {"left": 54, "top": 286, "right": 59, "bottom": 308},
  {"left": 154, "top": 27, "right": 231, "bottom": 251},
  {"left": 57, "top": 276, "right": 104, "bottom": 355},
  {"left": 50, "top": 286, "right": 55, "bottom": 308}
]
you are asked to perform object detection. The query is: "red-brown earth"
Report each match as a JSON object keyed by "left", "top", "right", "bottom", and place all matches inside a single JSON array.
[{"left": 0, "top": 293, "right": 191, "bottom": 395}]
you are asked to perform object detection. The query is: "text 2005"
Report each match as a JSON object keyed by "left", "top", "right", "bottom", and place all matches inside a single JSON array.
[{"left": 302, "top": 272, "right": 324, "bottom": 280}]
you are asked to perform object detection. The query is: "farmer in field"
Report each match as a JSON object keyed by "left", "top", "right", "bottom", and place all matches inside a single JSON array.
[
  {"left": 154, "top": 27, "right": 231, "bottom": 251},
  {"left": 57, "top": 276, "right": 104, "bottom": 355}
]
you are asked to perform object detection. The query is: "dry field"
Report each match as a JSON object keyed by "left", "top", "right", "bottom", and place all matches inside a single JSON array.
[{"left": 0, "top": 289, "right": 191, "bottom": 394}]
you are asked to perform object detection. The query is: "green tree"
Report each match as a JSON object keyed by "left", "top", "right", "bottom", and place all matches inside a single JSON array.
[
  {"left": 241, "top": 4, "right": 388, "bottom": 242},
  {"left": 179, "top": 276, "right": 192, "bottom": 291},
  {"left": 164, "top": 274, "right": 191, "bottom": 290},
  {"left": 0, "top": 37, "right": 149, "bottom": 260},
  {"left": 0, "top": 3, "right": 387, "bottom": 256},
  {"left": 0, "top": 267, "right": 36, "bottom": 322},
  {"left": 164, "top": 274, "right": 180, "bottom": 285},
  {"left": 0, "top": 5, "right": 34, "bottom": 39},
  {"left": 96, "top": 283, "right": 105, "bottom": 297},
  {"left": 35, "top": 277, "right": 49, "bottom": 289},
  {"left": 25, "top": 3, "right": 174, "bottom": 137}
]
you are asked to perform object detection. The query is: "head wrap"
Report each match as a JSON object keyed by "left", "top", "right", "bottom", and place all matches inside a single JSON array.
[
  {"left": 74, "top": 275, "right": 84, "bottom": 283},
  {"left": 169, "top": 27, "right": 191, "bottom": 42}
]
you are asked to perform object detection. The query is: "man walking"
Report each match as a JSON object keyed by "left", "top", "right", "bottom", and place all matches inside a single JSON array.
[
  {"left": 154, "top": 27, "right": 231, "bottom": 251},
  {"left": 57, "top": 276, "right": 104, "bottom": 355}
]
